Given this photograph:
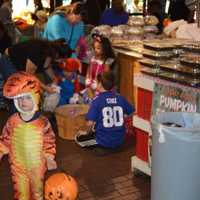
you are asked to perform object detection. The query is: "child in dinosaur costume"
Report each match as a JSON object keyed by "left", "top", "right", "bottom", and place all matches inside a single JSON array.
[{"left": 0, "top": 71, "right": 57, "bottom": 200}]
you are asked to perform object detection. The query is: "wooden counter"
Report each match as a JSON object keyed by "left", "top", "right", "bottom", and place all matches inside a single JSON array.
[{"left": 115, "top": 48, "right": 142, "bottom": 106}]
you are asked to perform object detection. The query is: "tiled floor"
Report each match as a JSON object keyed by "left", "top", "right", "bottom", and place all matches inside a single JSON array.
[{"left": 0, "top": 111, "right": 150, "bottom": 200}]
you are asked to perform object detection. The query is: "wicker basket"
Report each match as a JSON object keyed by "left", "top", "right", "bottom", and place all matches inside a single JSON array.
[{"left": 55, "top": 104, "right": 89, "bottom": 140}]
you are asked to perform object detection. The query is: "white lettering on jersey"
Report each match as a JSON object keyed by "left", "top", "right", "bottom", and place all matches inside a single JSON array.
[
  {"left": 102, "top": 106, "right": 124, "bottom": 128},
  {"left": 106, "top": 98, "right": 117, "bottom": 104}
]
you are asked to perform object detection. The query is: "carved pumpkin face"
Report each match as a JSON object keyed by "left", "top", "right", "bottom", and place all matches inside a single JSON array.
[{"left": 45, "top": 173, "right": 78, "bottom": 200}]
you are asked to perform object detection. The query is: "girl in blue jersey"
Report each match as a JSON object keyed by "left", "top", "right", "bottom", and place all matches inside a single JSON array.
[{"left": 75, "top": 71, "right": 134, "bottom": 154}]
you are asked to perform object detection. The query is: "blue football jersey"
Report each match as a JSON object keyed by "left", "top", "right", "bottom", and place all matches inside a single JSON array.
[{"left": 86, "top": 91, "right": 134, "bottom": 148}]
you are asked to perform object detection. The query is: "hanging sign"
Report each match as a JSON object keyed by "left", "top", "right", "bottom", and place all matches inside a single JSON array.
[{"left": 152, "top": 82, "right": 200, "bottom": 115}]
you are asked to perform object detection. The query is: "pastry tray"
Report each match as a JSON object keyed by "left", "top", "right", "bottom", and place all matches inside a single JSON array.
[
  {"left": 159, "top": 63, "right": 200, "bottom": 77},
  {"left": 180, "top": 54, "right": 200, "bottom": 68},
  {"left": 142, "top": 49, "right": 175, "bottom": 60},
  {"left": 182, "top": 43, "right": 200, "bottom": 53},
  {"left": 141, "top": 67, "right": 159, "bottom": 77},
  {"left": 139, "top": 58, "right": 158, "bottom": 68},
  {"left": 115, "top": 45, "right": 143, "bottom": 53},
  {"left": 143, "top": 42, "right": 175, "bottom": 51},
  {"left": 158, "top": 72, "right": 200, "bottom": 87}
]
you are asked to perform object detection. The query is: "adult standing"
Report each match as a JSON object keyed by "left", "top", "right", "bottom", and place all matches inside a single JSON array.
[
  {"left": 84, "top": 0, "right": 101, "bottom": 26},
  {"left": 0, "top": 0, "right": 12, "bottom": 24},
  {"left": 71, "top": 0, "right": 102, "bottom": 26},
  {"left": 148, "top": 0, "right": 164, "bottom": 33},
  {"left": 100, "top": 0, "right": 129, "bottom": 26},
  {"left": 98, "top": 0, "right": 110, "bottom": 13},
  {"left": 168, "top": 0, "right": 190, "bottom": 21},
  {"left": 0, "top": 21, "right": 12, "bottom": 54},
  {"left": 43, "top": 2, "right": 85, "bottom": 53},
  {"left": 185, "top": 0, "right": 196, "bottom": 22}
]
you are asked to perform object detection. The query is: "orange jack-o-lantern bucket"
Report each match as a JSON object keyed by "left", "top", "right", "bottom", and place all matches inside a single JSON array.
[{"left": 44, "top": 173, "right": 78, "bottom": 200}]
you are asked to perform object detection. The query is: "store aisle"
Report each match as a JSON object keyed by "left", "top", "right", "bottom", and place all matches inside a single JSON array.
[{"left": 0, "top": 110, "right": 150, "bottom": 200}]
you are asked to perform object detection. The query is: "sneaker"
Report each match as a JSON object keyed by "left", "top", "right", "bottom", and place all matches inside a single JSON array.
[{"left": 75, "top": 131, "right": 97, "bottom": 147}]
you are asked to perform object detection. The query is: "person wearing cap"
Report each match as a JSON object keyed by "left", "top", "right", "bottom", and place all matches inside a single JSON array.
[
  {"left": 43, "top": 2, "right": 85, "bottom": 56},
  {"left": 57, "top": 58, "right": 81, "bottom": 106}
]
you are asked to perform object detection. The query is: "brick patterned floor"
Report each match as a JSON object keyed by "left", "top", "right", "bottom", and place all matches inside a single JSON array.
[{"left": 0, "top": 111, "right": 150, "bottom": 199}]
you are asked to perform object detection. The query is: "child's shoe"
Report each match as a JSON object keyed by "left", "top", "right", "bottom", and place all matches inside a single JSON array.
[{"left": 75, "top": 130, "right": 97, "bottom": 147}]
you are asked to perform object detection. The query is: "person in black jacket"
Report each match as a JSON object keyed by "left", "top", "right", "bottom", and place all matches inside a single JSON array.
[
  {"left": 98, "top": 0, "right": 110, "bottom": 13},
  {"left": 0, "top": 39, "right": 71, "bottom": 92},
  {"left": 0, "top": 21, "right": 11, "bottom": 54},
  {"left": 168, "top": 0, "right": 190, "bottom": 21}
]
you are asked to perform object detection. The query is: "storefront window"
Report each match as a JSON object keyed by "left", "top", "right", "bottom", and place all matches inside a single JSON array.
[
  {"left": 124, "top": 0, "right": 144, "bottom": 14},
  {"left": 62, "top": 0, "right": 71, "bottom": 5},
  {"left": 41, "top": 0, "right": 50, "bottom": 8},
  {"left": 12, "top": 0, "right": 35, "bottom": 18}
]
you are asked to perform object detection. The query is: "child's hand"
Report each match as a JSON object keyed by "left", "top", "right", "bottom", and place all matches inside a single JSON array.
[
  {"left": 45, "top": 154, "right": 57, "bottom": 170},
  {"left": 46, "top": 159, "right": 57, "bottom": 170}
]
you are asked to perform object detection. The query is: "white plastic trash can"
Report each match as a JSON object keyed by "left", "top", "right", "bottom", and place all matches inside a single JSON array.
[{"left": 151, "top": 112, "right": 200, "bottom": 200}]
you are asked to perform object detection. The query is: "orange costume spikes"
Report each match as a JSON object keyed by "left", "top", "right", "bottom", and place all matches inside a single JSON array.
[
  {"left": 3, "top": 71, "right": 41, "bottom": 98},
  {"left": 0, "top": 72, "right": 57, "bottom": 200}
]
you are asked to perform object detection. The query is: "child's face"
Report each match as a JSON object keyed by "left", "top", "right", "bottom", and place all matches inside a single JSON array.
[
  {"left": 63, "top": 71, "right": 73, "bottom": 79},
  {"left": 17, "top": 95, "right": 34, "bottom": 112},
  {"left": 93, "top": 41, "right": 103, "bottom": 58}
]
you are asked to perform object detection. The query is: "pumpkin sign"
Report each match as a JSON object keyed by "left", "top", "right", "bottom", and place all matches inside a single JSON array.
[{"left": 45, "top": 173, "right": 78, "bottom": 200}]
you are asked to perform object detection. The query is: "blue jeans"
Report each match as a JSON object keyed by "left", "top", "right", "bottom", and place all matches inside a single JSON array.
[{"left": 0, "top": 54, "right": 17, "bottom": 80}]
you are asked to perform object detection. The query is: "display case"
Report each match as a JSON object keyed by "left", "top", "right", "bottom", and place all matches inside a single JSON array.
[{"left": 131, "top": 39, "right": 200, "bottom": 176}]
